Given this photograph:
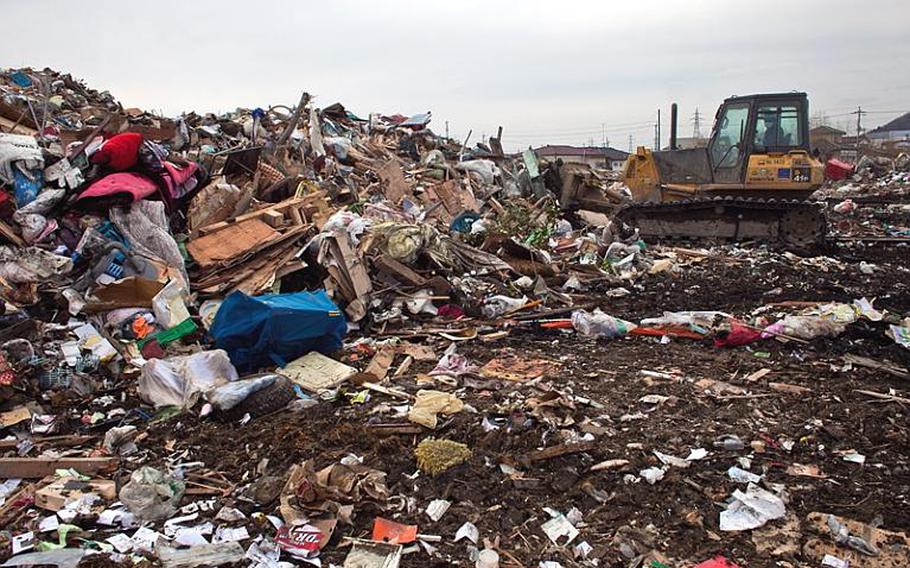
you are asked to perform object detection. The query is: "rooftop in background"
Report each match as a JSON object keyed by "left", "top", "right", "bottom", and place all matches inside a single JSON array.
[
  {"left": 810, "top": 125, "right": 846, "bottom": 136},
  {"left": 533, "top": 145, "right": 629, "bottom": 160},
  {"left": 868, "top": 112, "right": 910, "bottom": 136}
]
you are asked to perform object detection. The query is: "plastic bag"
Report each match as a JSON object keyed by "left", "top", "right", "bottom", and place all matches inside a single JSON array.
[
  {"left": 110, "top": 201, "right": 188, "bottom": 290},
  {"left": 640, "top": 311, "right": 730, "bottom": 330},
  {"left": 119, "top": 466, "right": 185, "bottom": 522},
  {"left": 206, "top": 374, "right": 277, "bottom": 411},
  {"left": 763, "top": 315, "right": 846, "bottom": 340},
  {"left": 572, "top": 309, "right": 636, "bottom": 338},
  {"left": 0, "top": 133, "right": 44, "bottom": 185},
  {"left": 138, "top": 349, "right": 239, "bottom": 408},
  {"left": 322, "top": 210, "right": 371, "bottom": 245},
  {"left": 455, "top": 159, "right": 499, "bottom": 184},
  {"left": 323, "top": 136, "right": 352, "bottom": 160},
  {"left": 481, "top": 295, "right": 527, "bottom": 318}
]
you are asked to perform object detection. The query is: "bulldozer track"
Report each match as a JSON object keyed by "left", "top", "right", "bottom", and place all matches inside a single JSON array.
[{"left": 615, "top": 196, "right": 827, "bottom": 248}]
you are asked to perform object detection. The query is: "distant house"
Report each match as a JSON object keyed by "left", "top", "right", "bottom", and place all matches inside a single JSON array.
[
  {"left": 867, "top": 112, "right": 910, "bottom": 143},
  {"left": 533, "top": 145, "right": 629, "bottom": 170},
  {"left": 810, "top": 125, "right": 847, "bottom": 161},
  {"left": 810, "top": 125, "right": 846, "bottom": 146}
]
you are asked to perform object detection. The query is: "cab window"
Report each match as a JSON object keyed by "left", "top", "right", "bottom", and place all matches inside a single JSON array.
[
  {"left": 754, "top": 105, "right": 801, "bottom": 148},
  {"left": 710, "top": 103, "right": 749, "bottom": 168}
]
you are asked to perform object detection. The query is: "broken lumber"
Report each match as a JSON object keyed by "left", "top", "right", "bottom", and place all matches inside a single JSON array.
[
  {"left": 844, "top": 354, "right": 909, "bottom": 381},
  {"left": 524, "top": 440, "right": 595, "bottom": 463},
  {"left": 0, "top": 457, "right": 118, "bottom": 479},
  {"left": 373, "top": 254, "right": 427, "bottom": 287}
]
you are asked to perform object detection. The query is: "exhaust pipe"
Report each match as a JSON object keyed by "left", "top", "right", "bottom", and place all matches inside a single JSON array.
[{"left": 670, "top": 102, "right": 678, "bottom": 150}]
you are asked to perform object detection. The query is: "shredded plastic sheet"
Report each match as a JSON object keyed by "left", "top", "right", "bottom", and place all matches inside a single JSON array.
[
  {"left": 110, "top": 201, "right": 188, "bottom": 289},
  {"left": 719, "top": 483, "right": 786, "bottom": 531}
]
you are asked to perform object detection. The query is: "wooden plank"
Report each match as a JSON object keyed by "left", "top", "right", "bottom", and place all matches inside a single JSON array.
[
  {"left": 524, "top": 440, "right": 595, "bottom": 463},
  {"left": 0, "top": 115, "right": 38, "bottom": 136},
  {"left": 261, "top": 209, "right": 286, "bottom": 228},
  {"left": 0, "top": 219, "right": 25, "bottom": 247},
  {"left": 844, "top": 354, "right": 909, "bottom": 381},
  {"left": 0, "top": 482, "right": 36, "bottom": 526},
  {"left": 769, "top": 382, "right": 813, "bottom": 395},
  {"left": 187, "top": 219, "right": 280, "bottom": 267},
  {"left": 372, "top": 254, "right": 426, "bottom": 287},
  {"left": 196, "top": 197, "right": 307, "bottom": 236},
  {"left": 364, "top": 344, "right": 397, "bottom": 381},
  {"left": 0, "top": 435, "right": 96, "bottom": 450},
  {"left": 377, "top": 160, "right": 411, "bottom": 203},
  {"left": 36, "top": 478, "right": 116, "bottom": 512},
  {"left": 0, "top": 457, "right": 118, "bottom": 479}
]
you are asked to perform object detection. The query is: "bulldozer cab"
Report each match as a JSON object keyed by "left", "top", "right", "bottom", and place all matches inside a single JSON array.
[{"left": 708, "top": 92, "right": 811, "bottom": 183}]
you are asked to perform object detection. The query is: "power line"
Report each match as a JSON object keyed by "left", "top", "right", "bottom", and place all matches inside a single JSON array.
[{"left": 505, "top": 118, "right": 654, "bottom": 134}]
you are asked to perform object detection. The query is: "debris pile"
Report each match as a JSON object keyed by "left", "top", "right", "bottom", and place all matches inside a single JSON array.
[{"left": 0, "top": 67, "right": 908, "bottom": 567}]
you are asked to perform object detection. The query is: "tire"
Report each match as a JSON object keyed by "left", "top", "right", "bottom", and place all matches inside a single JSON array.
[{"left": 219, "top": 375, "right": 296, "bottom": 422}]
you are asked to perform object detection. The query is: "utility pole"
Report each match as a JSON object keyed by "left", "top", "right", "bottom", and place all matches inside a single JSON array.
[
  {"left": 628, "top": 134, "right": 633, "bottom": 153},
  {"left": 852, "top": 106, "right": 867, "bottom": 136},
  {"left": 445, "top": 120, "right": 449, "bottom": 140},
  {"left": 657, "top": 109, "right": 660, "bottom": 152},
  {"left": 692, "top": 108, "right": 702, "bottom": 139}
]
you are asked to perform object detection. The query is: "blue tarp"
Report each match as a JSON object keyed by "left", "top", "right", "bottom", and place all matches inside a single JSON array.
[{"left": 210, "top": 290, "right": 346, "bottom": 372}]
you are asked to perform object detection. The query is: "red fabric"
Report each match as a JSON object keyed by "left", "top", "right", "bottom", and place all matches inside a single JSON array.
[
  {"left": 714, "top": 320, "right": 762, "bottom": 347},
  {"left": 76, "top": 172, "right": 158, "bottom": 210},
  {"left": 437, "top": 304, "right": 465, "bottom": 319},
  {"left": 91, "top": 132, "right": 143, "bottom": 171},
  {"left": 695, "top": 557, "right": 744, "bottom": 568}
]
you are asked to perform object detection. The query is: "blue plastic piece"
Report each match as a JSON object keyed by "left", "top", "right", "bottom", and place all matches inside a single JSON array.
[
  {"left": 13, "top": 169, "right": 43, "bottom": 207},
  {"left": 210, "top": 290, "right": 346, "bottom": 372},
  {"left": 10, "top": 70, "right": 32, "bottom": 87}
]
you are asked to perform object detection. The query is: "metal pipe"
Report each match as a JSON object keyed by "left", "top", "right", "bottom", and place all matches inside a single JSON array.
[{"left": 670, "top": 103, "right": 678, "bottom": 150}]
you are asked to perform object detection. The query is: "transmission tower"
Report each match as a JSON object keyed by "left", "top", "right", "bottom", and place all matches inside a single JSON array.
[{"left": 692, "top": 108, "right": 703, "bottom": 139}]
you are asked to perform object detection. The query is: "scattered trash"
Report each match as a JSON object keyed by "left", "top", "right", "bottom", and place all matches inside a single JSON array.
[
  {"left": 119, "top": 466, "right": 186, "bottom": 522},
  {"left": 414, "top": 438, "right": 472, "bottom": 476},
  {"left": 0, "top": 62, "right": 906, "bottom": 568},
  {"left": 719, "top": 483, "right": 786, "bottom": 531},
  {"left": 455, "top": 521, "right": 479, "bottom": 544}
]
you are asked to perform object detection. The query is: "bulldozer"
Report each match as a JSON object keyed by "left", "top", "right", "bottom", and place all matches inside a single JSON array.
[{"left": 617, "top": 92, "right": 826, "bottom": 246}]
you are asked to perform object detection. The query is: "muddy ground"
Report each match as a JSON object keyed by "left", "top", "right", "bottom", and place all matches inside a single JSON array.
[{"left": 135, "top": 205, "right": 909, "bottom": 567}]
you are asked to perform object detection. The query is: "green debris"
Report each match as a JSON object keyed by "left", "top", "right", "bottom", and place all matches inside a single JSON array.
[{"left": 414, "top": 438, "right": 472, "bottom": 476}]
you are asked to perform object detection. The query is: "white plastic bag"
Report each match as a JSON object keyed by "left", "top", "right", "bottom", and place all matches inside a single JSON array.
[
  {"left": 206, "top": 374, "right": 277, "bottom": 411},
  {"left": 571, "top": 309, "right": 635, "bottom": 338},
  {"left": 481, "top": 295, "right": 527, "bottom": 318},
  {"left": 119, "top": 466, "right": 185, "bottom": 522},
  {"left": 138, "top": 349, "right": 238, "bottom": 408}
]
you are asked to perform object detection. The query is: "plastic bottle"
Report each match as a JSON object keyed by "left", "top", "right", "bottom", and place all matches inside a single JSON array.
[
  {"left": 476, "top": 549, "right": 499, "bottom": 568},
  {"left": 713, "top": 435, "right": 745, "bottom": 451}
]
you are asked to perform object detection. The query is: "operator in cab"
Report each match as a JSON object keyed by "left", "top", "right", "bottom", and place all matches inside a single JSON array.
[{"left": 760, "top": 113, "right": 786, "bottom": 147}]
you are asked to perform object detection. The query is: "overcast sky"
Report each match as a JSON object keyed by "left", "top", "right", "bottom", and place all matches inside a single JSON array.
[{"left": 3, "top": 0, "right": 908, "bottom": 152}]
